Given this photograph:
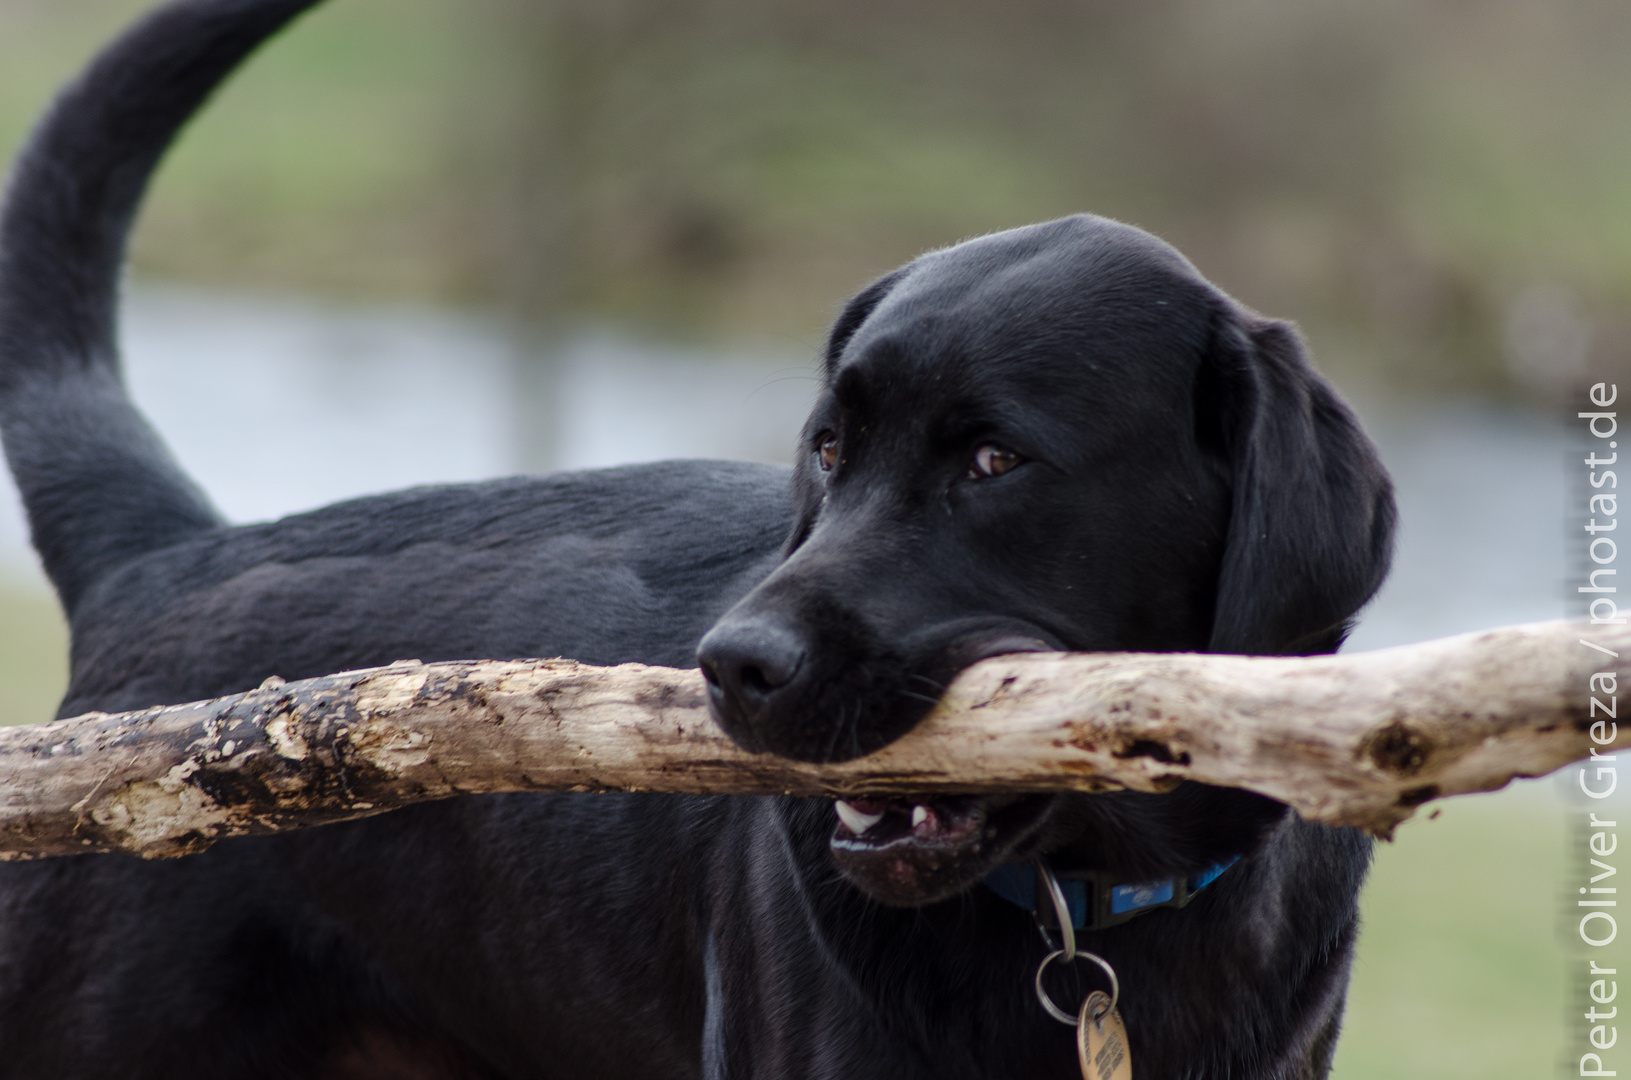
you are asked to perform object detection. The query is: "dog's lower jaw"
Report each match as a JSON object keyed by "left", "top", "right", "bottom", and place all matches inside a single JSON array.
[{"left": 827, "top": 793, "right": 1053, "bottom": 905}]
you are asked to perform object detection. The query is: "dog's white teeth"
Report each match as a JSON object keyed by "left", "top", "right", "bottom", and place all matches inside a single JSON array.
[
  {"left": 835, "top": 800, "right": 886, "bottom": 835},
  {"left": 911, "top": 805, "right": 929, "bottom": 828}
]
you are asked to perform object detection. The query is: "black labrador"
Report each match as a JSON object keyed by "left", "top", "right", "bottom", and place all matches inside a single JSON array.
[{"left": 0, "top": 1, "right": 1395, "bottom": 1077}]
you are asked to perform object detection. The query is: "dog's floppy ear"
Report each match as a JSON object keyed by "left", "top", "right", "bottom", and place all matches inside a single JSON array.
[
  {"left": 823, "top": 269, "right": 908, "bottom": 370},
  {"left": 1202, "top": 312, "right": 1395, "bottom": 656},
  {"left": 784, "top": 269, "right": 912, "bottom": 549}
]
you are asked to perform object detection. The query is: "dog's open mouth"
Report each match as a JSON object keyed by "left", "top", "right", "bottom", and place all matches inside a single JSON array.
[{"left": 828, "top": 794, "right": 1050, "bottom": 905}]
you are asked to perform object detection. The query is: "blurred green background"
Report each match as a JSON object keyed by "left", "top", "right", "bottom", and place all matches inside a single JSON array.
[
  {"left": 0, "top": 588, "right": 63, "bottom": 727},
  {"left": 2, "top": 0, "right": 1629, "bottom": 391},
  {"left": 0, "top": 1, "right": 1623, "bottom": 1076}
]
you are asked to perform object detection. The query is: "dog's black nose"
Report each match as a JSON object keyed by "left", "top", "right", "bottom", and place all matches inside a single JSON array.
[{"left": 697, "top": 620, "right": 807, "bottom": 736}]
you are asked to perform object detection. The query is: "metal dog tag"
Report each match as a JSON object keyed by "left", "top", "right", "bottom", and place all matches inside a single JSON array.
[{"left": 1076, "top": 990, "right": 1132, "bottom": 1080}]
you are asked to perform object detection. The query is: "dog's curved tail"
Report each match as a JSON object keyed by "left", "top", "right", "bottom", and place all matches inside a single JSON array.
[{"left": 0, "top": 0, "right": 322, "bottom": 613}]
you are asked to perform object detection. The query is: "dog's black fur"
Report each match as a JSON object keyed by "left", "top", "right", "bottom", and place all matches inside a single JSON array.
[{"left": 0, "top": 2, "right": 1395, "bottom": 1077}]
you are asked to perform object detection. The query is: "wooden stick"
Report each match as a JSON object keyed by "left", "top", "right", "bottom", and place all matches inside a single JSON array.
[{"left": 0, "top": 620, "right": 1620, "bottom": 859}]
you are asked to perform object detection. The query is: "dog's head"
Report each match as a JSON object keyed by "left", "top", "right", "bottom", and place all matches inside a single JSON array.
[{"left": 696, "top": 214, "right": 1394, "bottom": 906}]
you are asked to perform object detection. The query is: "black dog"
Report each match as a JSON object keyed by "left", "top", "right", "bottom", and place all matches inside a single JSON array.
[{"left": 0, "top": 2, "right": 1394, "bottom": 1077}]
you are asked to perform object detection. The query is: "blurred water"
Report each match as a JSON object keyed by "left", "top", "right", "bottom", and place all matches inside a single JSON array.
[
  {"left": 0, "top": 287, "right": 1566, "bottom": 652},
  {"left": 0, "top": 285, "right": 819, "bottom": 580},
  {"left": 544, "top": 331, "right": 822, "bottom": 471},
  {"left": 1343, "top": 400, "right": 1566, "bottom": 651}
]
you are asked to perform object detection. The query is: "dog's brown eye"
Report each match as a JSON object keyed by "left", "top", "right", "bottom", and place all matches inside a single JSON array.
[
  {"left": 969, "top": 444, "right": 1020, "bottom": 479},
  {"left": 816, "top": 433, "right": 839, "bottom": 472}
]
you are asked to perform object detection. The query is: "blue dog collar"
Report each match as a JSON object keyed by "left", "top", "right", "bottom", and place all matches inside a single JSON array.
[{"left": 984, "top": 857, "right": 1239, "bottom": 932}]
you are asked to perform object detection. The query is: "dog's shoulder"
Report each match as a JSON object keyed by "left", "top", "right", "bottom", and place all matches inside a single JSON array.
[{"left": 61, "top": 460, "right": 794, "bottom": 716}]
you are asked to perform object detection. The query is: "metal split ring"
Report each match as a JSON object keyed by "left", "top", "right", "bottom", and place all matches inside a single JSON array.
[
  {"left": 1038, "top": 861, "right": 1076, "bottom": 961},
  {"left": 1033, "top": 948, "right": 1120, "bottom": 1026}
]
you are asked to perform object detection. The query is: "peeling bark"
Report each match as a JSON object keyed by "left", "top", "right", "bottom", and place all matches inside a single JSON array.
[{"left": 0, "top": 620, "right": 1620, "bottom": 859}]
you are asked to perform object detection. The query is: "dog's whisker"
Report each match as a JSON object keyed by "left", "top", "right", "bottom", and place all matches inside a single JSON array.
[{"left": 820, "top": 705, "right": 848, "bottom": 765}]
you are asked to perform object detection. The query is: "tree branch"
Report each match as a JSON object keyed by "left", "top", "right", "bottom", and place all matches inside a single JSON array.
[{"left": 1, "top": 620, "right": 1619, "bottom": 859}]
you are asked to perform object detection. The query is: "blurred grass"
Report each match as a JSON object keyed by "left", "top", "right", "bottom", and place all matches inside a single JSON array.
[
  {"left": 0, "top": 585, "right": 67, "bottom": 727},
  {"left": 0, "top": 0, "right": 494, "bottom": 301},
  {"left": 1334, "top": 784, "right": 1574, "bottom": 1080}
]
